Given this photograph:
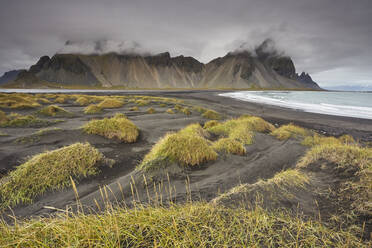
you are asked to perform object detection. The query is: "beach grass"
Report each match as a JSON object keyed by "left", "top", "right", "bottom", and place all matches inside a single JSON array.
[
  {"left": 271, "top": 123, "right": 309, "bottom": 140},
  {"left": 140, "top": 123, "right": 217, "bottom": 170},
  {"left": 0, "top": 94, "right": 41, "bottom": 109},
  {"left": 0, "top": 143, "right": 106, "bottom": 208},
  {"left": 36, "top": 105, "right": 73, "bottom": 117},
  {"left": 84, "top": 104, "right": 102, "bottom": 114},
  {"left": 297, "top": 142, "right": 372, "bottom": 216},
  {"left": 146, "top": 107, "right": 156, "bottom": 114},
  {"left": 0, "top": 202, "right": 367, "bottom": 247},
  {"left": 97, "top": 99, "right": 124, "bottom": 109},
  {"left": 212, "top": 169, "right": 310, "bottom": 207},
  {"left": 83, "top": 114, "right": 139, "bottom": 142},
  {"left": 212, "top": 137, "right": 246, "bottom": 155},
  {"left": 166, "top": 108, "right": 174, "bottom": 114},
  {"left": 201, "top": 109, "right": 221, "bottom": 120},
  {"left": 0, "top": 113, "right": 53, "bottom": 128}
]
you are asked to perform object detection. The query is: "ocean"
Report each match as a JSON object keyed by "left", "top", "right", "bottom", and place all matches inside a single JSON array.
[{"left": 220, "top": 91, "right": 372, "bottom": 120}]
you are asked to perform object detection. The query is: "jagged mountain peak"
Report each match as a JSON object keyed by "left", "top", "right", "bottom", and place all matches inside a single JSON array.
[{"left": 5, "top": 46, "right": 321, "bottom": 89}]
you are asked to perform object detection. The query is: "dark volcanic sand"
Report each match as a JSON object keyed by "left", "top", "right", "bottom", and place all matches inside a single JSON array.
[{"left": 0, "top": 90, "right": 371, "bottom": 219}]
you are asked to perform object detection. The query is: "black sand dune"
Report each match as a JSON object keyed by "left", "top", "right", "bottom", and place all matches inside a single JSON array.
[{"left": 0, "top": 91, "right": 371, "bottom": 223}]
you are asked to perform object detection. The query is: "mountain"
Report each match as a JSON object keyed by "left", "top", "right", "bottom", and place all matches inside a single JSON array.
[
  {"left": 4, "top": 42, "right": 320, "bottom": 89},
  {"left": 0, "top": 69, "right": 25, "bottom": 85}
]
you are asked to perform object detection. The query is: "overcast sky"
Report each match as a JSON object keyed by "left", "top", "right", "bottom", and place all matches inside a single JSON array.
[{"left": 1, "top": 0, "right": 371, "bottom": 87}]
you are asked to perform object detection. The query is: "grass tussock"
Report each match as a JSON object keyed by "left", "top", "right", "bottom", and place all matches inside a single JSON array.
[
  {"left": 54, "top": 95, "right": 68, "bottom": 104},
  {"left": 83, "top": 114, "right": 139, "bottom": 143},
  {"left": 207, "top": 115, "right": 274, "bottom": 146},
  {"left": 75, "top": 96, "right": 91, "bottom": 106},
  {"left": 302, "top": 133, "right": 356, "bottom": 147},
  {"left": 37, "top": 105, "right": 73, "bottom": 117},
  {"left": 97, "top": 99, "right": 124, "bottom": 109},
  {"left": 180, "top": 107, "right": 191, "bottom": 115},
  {"left": 0, "top": 202, "right": 367, "bottom": 247},
  {"left": 213, "top": 169, "right": 310, "bottom": 207},
  {"left": 140, "top": 124, "right": 217, "bottom": 170},
  {"left": 129, "top": 106, "right": 139, "bottom": 111},
  {"left": 84, "top": 104, "right": 102, "bottom": 114},
  {"left": 203, "top": 120, "right": 219, "bottom": 129},
  {"left": 207, "top": 115, "right": 274, "bottom": 136},
  {"left": 0, "top": 113, "right": 52, "bottom": 128},
  {"left": 166, "top": 108, "right": 174, "bottom": 114},
  {"left": 201, "top": 109, "right": 221, "bottom": 120},
  {"left": 212, "top": 138, "right": 246, "bottom": 155},
  {"left": 297, "top": 143, "right": 372, "bottom": 215},
  {"left": 146, "top": 107, "right": 156, "bottom": 114},
  {"left": 271, "top": 123, "right": 309, "bottom": 140},
  {"left": 0, "top": 143, "right": 106, "bottom": 208},
  {"left": 135, "top": 99, "right": 149, "bottom": 106},
  {"left": 0, "top": 93, "right": 41, "bottom": 109}
]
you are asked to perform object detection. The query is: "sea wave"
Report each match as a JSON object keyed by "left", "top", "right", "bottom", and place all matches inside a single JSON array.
[{"left": 220, "top": 91, "right": 372, "bottom": 120}]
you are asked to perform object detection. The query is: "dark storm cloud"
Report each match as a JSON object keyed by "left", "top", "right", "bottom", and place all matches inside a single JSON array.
[{"left": 1, "top": 0, "right": 371, "bottom": 86}]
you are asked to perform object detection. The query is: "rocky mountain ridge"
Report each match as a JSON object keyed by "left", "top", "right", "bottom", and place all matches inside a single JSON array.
[{"left": 5, "top": 43, "right": 320, "bottom": 89}]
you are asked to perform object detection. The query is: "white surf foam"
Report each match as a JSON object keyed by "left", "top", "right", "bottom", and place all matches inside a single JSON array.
[{"left": 220, "top": 91, "right": 372, "bottom": 120}]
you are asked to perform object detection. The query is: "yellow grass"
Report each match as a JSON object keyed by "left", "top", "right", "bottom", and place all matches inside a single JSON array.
[
  {"left": 271, "top": 123, "right": 309, "bottom": 140},
  {"left": 84, "top": 104, "right": 102, "bottom": 114},
  {"left": 146, "top": 107, "right": 156, "bottom": 114},
  {"left": 97, "top": 99, "right": 124, "bottom": 109},
  {"left": 83, "top": 114, "right": 139, "bottom": 143},
  {"left": 140, "top": 124, "right": 217, "bottom": 170},
  {"left": 37, "top": 105, "right": 73, "bottom": 117},
  {"left": 0, "top": 202, "right": 367, "bottom": 247},
  {"left": 0, "top": 143, "right": 106, "bottom": 208},
  {"left": 298, "top": 142, "right": 372, "bottom": 216},
  {"left": 202, "top": 109, "right": 221, "bottom": 120},
  {"left": 212, "top": 138, "right": 246, "bottom": 155}
]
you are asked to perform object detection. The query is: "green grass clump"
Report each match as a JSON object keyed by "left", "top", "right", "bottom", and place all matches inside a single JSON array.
[
  {"left": 136, "top": 99, "right": 149, "bottom": 106},
  {"left": 83, "top": 114, "right": 139, "bottom": 143},
  {"left": 207, "top": 116, "right": 274, "bottom": 145},
  {"left": 97, "top": 99, "right": 124, "bottom": 109},
  {"left": 84, "top": 104, "right": 102, "bottom": 114},
  {"left": 0, "top": 113, "right": 52, "bottom": 128},
  {"left": 201, "top": 109, "right": 221, "bottom": 120},
  {"left": 129, "top": 106, "right": 139, "bottom": 111},
  {"left": 193, "top": 106, "right": 208, "bottom": 113},
  {"left": 181, "top": 107, "right": 191, "bottom": 115},
  {"left": 140, "top": 124, "right": 217, "bottom": 170},
  {"left": 203, "top": 120, "right": 219, "bottom": 129},
  {"left": 37, "top": 105, "right": 73, "bottom": 117},
  {"left": 0, "top": 203, "right": 367, "bottom": 247},
  {"left": 298, "top": 143, "right": 372, "bottom": 215},
  {"left": 159, "top": 103, "right": 167, "bottom": 107},
  {"left": 146, "top": 107, "right": 156, "bottom": 114},
  {"left": 54, "top": 95, "right": 68, "bottom": 104},
  {"left": 271, "top": 123, "right": 309, "bottom": 140},
  {"left": 0, "top": 93, "right": 41, "bottom": 109},
  {"left": 75, "top": 96, "right": 90, "bottom": 106},
  {"left": 302, "top": 133, "right": 356, "bottom": 147},
  {"left": 0, "top": 143, "right": 106, "bottom": 208},
  {"left": 36, "top": 97, "right": 52, "bottom": 104},
  {"left": 212, "top": 138, "right": 246, "bottom": 155},
  {"left": 166, "top": 108, "right": 174, "bottom": 114},
  {"left": 0, "top": 110, "right": 8, "bottom": 124}
]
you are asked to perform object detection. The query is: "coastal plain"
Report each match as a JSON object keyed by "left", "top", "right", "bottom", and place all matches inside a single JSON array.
[{"left": 0, "top": 90, "right": 371, "bottom": 247}]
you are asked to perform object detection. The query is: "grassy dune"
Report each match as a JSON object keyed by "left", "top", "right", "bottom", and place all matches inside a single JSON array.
[
  {"left": 0, "top": 92, "right": 370, "bottom": 246},
  {"left": 0, "top": 203, "right": 367, "bottom": 247},
  {"left": 83, "top": 114, "right": 139, "bottom": 142},
  {"left": 0, "top": 143, "right": 107, "bottom": 208}
]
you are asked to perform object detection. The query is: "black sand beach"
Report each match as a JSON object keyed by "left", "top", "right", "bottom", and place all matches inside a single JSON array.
[{"left": 0, "top": 90, "right": 371, "bottom": 220}]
